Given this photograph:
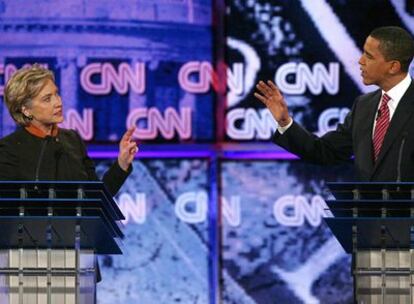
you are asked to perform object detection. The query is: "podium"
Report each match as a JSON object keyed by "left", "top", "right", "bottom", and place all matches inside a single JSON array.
[
  {"left": 0, "top": 181, "right": 124, "bottom": 304},
  {"left": 326, "top": 182, "right": 414, "bottom": 304}
]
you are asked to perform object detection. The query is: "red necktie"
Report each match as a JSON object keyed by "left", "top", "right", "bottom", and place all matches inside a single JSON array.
[{"left": 373, "top": 93, "right": 391, "bottom": 162}]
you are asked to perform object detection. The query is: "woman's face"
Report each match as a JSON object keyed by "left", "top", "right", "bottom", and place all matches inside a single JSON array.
[{"left": 23, "top": 78, "right": 63, "bottom": 129}]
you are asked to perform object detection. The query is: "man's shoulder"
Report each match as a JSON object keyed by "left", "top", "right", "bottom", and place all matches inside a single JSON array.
[{"left": 358, "top": 88, "right": 382, "bottom": 101}]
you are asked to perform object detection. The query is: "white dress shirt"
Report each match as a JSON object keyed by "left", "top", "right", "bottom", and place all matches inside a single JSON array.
[{"left": 372, "top": 74, "right": 412, "bottom": 133}]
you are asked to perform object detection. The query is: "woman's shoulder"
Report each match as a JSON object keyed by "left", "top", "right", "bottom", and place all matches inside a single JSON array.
[
  {"left": 58, "top": 128, "right": 81, "bottom": 140},
  {"left": 57, "top": 128, "right": 85, "bottom": 149},
  {"left": 0, "top": 128, "right": 27, "bottom": 146},
  {"left": 0, "top": 129, "right": 28, "bottom": 163}
]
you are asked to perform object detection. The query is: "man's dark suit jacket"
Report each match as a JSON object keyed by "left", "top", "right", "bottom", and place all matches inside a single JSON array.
[{"left": 273, "top": 81, "right": 414, "bottom": 182}]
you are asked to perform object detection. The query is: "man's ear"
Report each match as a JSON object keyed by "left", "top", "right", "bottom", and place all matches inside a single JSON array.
[{"left": 389, "top": 60, "right": 402, "bottom": 75}]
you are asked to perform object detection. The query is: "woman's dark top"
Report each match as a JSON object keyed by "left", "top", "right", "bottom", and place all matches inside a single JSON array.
[{"left": 0, "top": 127, "right": 131, "bottom": 196}]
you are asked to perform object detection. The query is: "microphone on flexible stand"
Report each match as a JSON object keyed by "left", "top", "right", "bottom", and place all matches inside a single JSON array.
[
  {"left": 34, "top": 136, "right": 53, "bottom": 191},
  {"left": 54, "top": 138, "right": 64, "bottom": 180},
  {"left": 396, "top": 132, "right": 408, "bottom": 191},
  {"left": 34, "top": 136, "right": 52, "bottom": 182}
]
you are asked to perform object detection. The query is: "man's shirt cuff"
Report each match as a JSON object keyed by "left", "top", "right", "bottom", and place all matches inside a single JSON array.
[{"left": 277, "top": 119, "right": 293, "bottom": 134}]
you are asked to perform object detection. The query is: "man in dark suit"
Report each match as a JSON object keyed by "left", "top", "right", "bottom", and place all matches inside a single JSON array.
[{"left": 255, "top": 26, "right": 414, "bottom": 182}]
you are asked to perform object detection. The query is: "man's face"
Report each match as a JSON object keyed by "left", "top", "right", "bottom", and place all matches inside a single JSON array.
[
  {"left": 359, "top": 36, "right": 393, "bottom": 89},
  {"left": 24, "top": 79, "right": 64, "bottom": 127}
]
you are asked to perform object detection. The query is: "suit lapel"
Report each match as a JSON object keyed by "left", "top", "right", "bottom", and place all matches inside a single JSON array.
[
  {"left": 358, "top": 90, "right": 381, "bottom": 175},
  {"left": 373, "top": 82, "right": 414, "bottom": 173}
]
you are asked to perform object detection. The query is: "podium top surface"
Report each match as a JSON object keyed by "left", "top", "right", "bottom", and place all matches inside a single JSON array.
[
  {"left": 327, "top": 182, "right": 414, "bottom": 200},
  {"left": 327, "top": 181, "right": 414, "bottom": 190},
  {"left": 327, "top": 182, "right": 414, "bottom": 190},
  {"left": 0, "top": 181, "right": 124, "bottom": 220},
  {"left": 0, "top": 180, "right": 109, "bottom": 191},
  {"left": 0, "top": 182, "right": 125, "bottom": 255}
]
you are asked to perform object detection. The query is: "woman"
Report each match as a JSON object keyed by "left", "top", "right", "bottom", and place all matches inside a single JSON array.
[
  {"left": 0, "top": 64, "right": 138, "bottom": 195},
  {"left": 0, "top": 64, "right": 138, "bottom": 289}
]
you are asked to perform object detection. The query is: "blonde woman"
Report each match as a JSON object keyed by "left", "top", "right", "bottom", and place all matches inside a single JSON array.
[{"left": 0, "top": 64, "right": 138, "bottom": 195}]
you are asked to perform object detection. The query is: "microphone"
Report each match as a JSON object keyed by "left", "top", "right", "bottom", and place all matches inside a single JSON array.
[
  {"left": 34, "top": 136, "right": 53, "bottom": 181},
  {"left": 396, "top": 132, "right": 408, "bottom": 185},
  {"left": 54, "top": 139, "right": 64, "bottom": 179}
]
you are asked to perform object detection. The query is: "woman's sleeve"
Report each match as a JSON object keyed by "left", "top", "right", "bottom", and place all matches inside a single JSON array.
[
  {"left": 72, "top": 130, "right": 132, "bottom": 196},
  {"left": 0, "top": 139, "right": 19, "bottom": 180}
]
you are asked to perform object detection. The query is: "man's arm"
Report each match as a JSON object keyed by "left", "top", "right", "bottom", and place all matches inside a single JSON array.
[{"left": 255, "top": 80, "right": 354, "bottom": 165}]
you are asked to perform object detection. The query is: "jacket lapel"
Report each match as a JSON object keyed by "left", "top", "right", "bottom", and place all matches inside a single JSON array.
[
  {"left": 372, "top": 82, "right": 414, "bottom": 174},
  {"left": 359, "top": 90, "right": 381, "bottom": 175}
]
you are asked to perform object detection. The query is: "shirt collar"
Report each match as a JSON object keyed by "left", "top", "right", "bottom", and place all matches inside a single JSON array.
[
  {"left": 25, "top": 124, "right": 59, "bottom": 138},
  {"left": 382, "top": 73, "right": 412, "bottom": 103}
]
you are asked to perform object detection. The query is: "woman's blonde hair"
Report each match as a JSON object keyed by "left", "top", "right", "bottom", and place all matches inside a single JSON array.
[{"left": 4, "top": 64, "right": 55, "bottom": 126}]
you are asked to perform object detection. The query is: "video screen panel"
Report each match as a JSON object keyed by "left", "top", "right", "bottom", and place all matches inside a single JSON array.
[
  {"left": 95, "top": 158, "right": 212, "bottom": 303},
  {"left": 219, "top": 159, "right": 355, "bottom": 303},
  {"left": 224, "top": 0, "right": 414, "bottom": 142},
  {"left": 1, "top": 1, "right": 414, "bottom": 145},
  {"left": 0, "top": 1, "right": 214, "bottom": 144}
]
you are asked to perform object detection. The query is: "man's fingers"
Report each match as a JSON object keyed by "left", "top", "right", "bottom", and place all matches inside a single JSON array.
[
  {"left": 267, "top": 80, "right": 280, "bottom": 93},
  {"left": 256, "top": 81, "right": 272, "bottom": 97},
  {"left": 254, "top": 92, "right": 268, "bottom": 104},
  {"left": 267, "top": 81, "right": 284, "bottom": 101},
  {"left": 255, "top": 83, "right": 266, "bottom": 95}
]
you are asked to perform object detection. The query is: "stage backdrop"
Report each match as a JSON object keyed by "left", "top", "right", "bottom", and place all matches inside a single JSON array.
[{"left": 1, "top": 0, "right": 414, "bottom": 303}]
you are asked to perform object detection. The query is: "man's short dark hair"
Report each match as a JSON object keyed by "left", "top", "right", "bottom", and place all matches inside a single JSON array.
[{"left": 370, "top": 26, "right": 414, "bottom": 72}]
